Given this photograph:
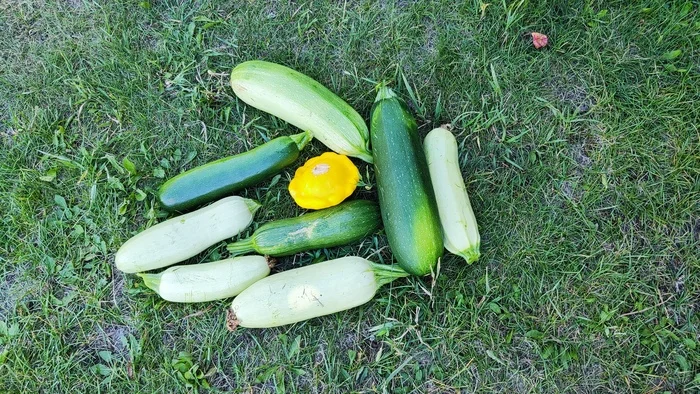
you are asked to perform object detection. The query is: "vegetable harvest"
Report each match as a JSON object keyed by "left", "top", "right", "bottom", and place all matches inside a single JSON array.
[
  {"left": 370, "top": 85, "right": 444, "bottom": 276},
  {"left": 424, "top": 126, "right": 481, "bottom": 263},
  {"left": 137, "top": 256, "right": 272, "bottom": 303},
  {"left": 113, "top": 60, "right": 484, "bottom": 332},
  {"left": 230, "top": 60, "right": 373, "bottom": 163},
  {"left": 227, "top": 200, "right": 380, "bottom": 257},
  {"left": 115, "top": 196, "right": 260, "bottom": 273},
  {"left": 158, "top": 131, "right": 312, "bottom": 212},
  {"left": 227, "top": 256, "right": 409, "bottom": 329}
]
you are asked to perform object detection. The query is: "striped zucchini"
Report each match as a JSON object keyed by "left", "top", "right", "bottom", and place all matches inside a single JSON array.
[
  {"left": 370, "top": 85, "right": 443, "bottom": 276},
  {"left": 424, "top": 126, "right": 480, "bottom": 263},
  {"left": 158, "top": 131, "right": 311, "bottom": 212},
  {"left": 137, "top": 255, "right": 272, "bottom": 303},
  {"left": 115, "top": 196, "right": 260, "bottom": 273},
  {"left": 227, "top": 200, "right": 380, "bottom": 256},
  {"left": 230, "top": 60, "right": 373, "bottom": 163},
  {"left": 227, "top": 256, "right": 409, "bottom": 329}
]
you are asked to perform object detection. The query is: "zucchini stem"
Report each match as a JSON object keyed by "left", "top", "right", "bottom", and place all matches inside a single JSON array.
[
  {"left": 137, "top": 273, "right": 161, "bottom": 292},
  {"left": 457, "top": 246, "right": 481, "bottom": 265},
  {"left": 371, "top": 263, "right": 411, "bottom": 288},
  {"left": 290, "top": 130, "right": 313, "bottom": 151},
  {"left": 243, "top": 198, "right": 262, "bottom": 215},
  {"left": 226, "top": 308, "right": 240, "bottom": 332},
  {"left": 227, "top": 237, "right": 255, "bottom": 256},
  {"left": 374, "top": 83, "right": 397, "bottom": 102},
  {"left": 354, "top": 151, "right": 374, "bottom": 163}
]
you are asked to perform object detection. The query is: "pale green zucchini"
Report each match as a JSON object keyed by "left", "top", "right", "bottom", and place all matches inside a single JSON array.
[
  {"left": 115, "top": 196, "right": 260, "bottom": 273},
  {"left": 227, "top": 256, "right": 409, "bottom": 329},
  {"left": 230, "top": 60, "right": 373, "bottom": 163},
  {"left": 424, "top": 126, "right": 480, "bottom": 263},
  {"left": 137, "top": 255, "right": 272, "bottom": 303}
]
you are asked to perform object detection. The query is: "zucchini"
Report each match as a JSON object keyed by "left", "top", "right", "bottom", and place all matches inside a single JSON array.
[
  {"left": 227, "top": 200, "right": 380, "bottom": 256},
  {"left": 230, "top": 60, "right": 373, "bottom": 163},
  {"left": 158, "top": 131, "right": 311, "bottom": 212},
  {"left": 115, "top": 196, "right": 260, "bottom": 273},
  {"left": 424, "top": 126, "right": 480, "bottom": 263},
  {"left": 137, "top": 255, "right": 272, "bottom": 303},
  {"left": 370, "top": 85, "right": 443, "bottom": 276},
  {"left": 227, "top": 256, "right": 409, "bottom": 329}
]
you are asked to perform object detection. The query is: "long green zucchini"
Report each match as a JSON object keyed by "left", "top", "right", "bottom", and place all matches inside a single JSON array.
[
  {"left": 115, "top": 196, "right": 260, "bottom": 273},
  {"left": 227, "top": 200, "right": 380, "bottom": 256},
  {"left": 227, "top": 256, "right": 409, "bottom": 329},
  {"left": 424, "top": 126, "right": 481, "bottom": 263},
  {"left": 230, "top": 60, "right": 373, "bottom": 163},
  {"left": 158, "top": 131, "right": 311, "bottom": 212},
  {"left": 370, "top": 85, "right": 443, "bottom": 276},
  {"left": 137, "top": 255, "right": 272, "bottom": 303}
]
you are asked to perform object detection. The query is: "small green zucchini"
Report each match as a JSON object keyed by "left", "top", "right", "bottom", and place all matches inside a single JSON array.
[
  {"left": 227, "top": 256, "right": 409, "bottom": 329},
  {"left": 227, "top": 200, "right": 380, "bottom": 256},
  {"left": 370, "top": 85, "right": 443, "bottom": 276},
  {"left": 137, "top": 255, "right": 272, "bottom": 303},
  {"left": 158, "top": 131, "right": 311, "bottom": 212},
  {"left": 424, "top": 126, "right": 480, "bottom": 263},
  {"left": 115, "top": 196, "right": 260, "bottom": 273},
  {"left": 230, "top": 60, "right": 373, "bottom": 163}
]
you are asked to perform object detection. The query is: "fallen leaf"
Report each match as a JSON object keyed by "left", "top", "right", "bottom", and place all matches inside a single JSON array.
[{"left": 531, "top": 32, "right": 548, "bottom": 49}]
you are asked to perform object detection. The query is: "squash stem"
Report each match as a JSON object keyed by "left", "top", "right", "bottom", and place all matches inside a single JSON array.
[
  {"left": 354, "top": 150, "right": 374, "bottom": 163},
  {"left": 226, "top": 308, "right": 240, "bottom": 332},
  {"left": 137, "top": 273, "right": 161, "bottom": 293},
  {"left": 371, "top": 263, "right": 411, "bottom": 288},
  {"left": 227, "top": 237, "right": 255, "bottom": 256},
  {"left": 374, "top": 83, "right": 397, "bottom": 102},
  {"left": 265, "top": 255, "right": 276, "bottom": 269},
  {"left": 243, "top": 198, "right": 262, "bottom": 215},
  {"left": 457, "top": 246, "right": 481, "bottom": 265},
  {"left": 290, "top": 130, "right": 313, "bottom": 151}
]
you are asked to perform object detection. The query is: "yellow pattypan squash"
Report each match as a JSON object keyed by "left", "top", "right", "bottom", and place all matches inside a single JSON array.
[{"left": 288, "top": 152, "right": 360, "bottom": 209}]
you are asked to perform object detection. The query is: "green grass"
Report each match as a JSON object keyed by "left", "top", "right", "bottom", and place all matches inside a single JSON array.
[{"left": 1, "top": 0, "right": 698, "bottom": 392}]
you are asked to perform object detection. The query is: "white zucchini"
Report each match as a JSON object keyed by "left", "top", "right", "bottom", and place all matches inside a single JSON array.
[
  {"left": 137, "top": 256, "right": 271, "bottom": 303},
  {"left": 230, "top": 60, "right": 373, "bottom": 163},
  {"left": 227, "top": 256, "right": 409, "bottom": 329},
  {"left": 115, "top": 196, "right": 260, "bottom": 273},
  {"left": 424, "top": 126, "right": 481, "bottom": 264}
]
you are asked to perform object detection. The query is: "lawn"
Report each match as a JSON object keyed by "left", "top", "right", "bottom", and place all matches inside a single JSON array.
[{"left": 1, "top": 0, "right": 698, "bottom": 392}]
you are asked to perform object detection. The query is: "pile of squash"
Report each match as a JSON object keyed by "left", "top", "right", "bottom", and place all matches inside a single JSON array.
[{"left": 116, "top": 61, "right": 480, "bottom": 329}]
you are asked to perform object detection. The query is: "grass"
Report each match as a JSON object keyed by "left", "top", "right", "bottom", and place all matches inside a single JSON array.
[{"left": 0, "top": 0, "right": 698, "bottom": 392}]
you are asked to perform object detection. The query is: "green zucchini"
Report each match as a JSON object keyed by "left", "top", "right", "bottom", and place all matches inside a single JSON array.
[
  {"left": 230, "top": 60, "right": 373, "bottom": 163},
  {"left": 158, "top": 131, "right": 312, "bottom": 212},
  {"left": 227, "top": 200, "right": 380, "bottom": 256},
  {"left": 370, "top": 85, "right": 443, "bottom": 276}
]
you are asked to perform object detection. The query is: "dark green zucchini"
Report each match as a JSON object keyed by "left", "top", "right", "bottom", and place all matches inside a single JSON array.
[
  {"left": 370, "top": 85, "right": 443, "bottom": 276},
  {"left": 158, "top": 131, "right": 312, "bottom": 212},
  {"left": 227, "top": 200, "right": 380, "bottom": 256}
]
